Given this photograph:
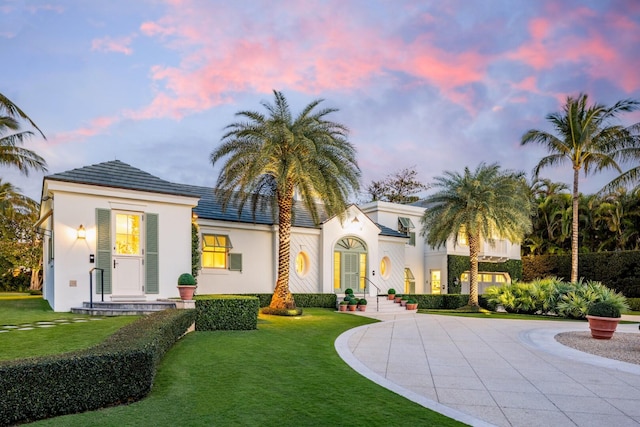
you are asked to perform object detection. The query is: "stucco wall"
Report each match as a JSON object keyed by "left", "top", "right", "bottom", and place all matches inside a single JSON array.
[
  {"left": 43, "top": 181, "right": 196, "bottom": 311},
  {"left": 196, "top": 221, "right": 276, "bottom": 294}
]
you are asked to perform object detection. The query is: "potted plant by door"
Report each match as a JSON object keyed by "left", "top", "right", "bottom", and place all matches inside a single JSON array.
[
  {"left": 358, "top": 298, "right": 368, "bottom": 312},
  {"left": 339, "top": 301, "right": 349, "bottom": 312},
  {"left": 348, "top": 298, "right": 358, "bottom": 311},
  {"left": 394, "top": 294, "right": 403, "bottom": 303},
  {"left": 387, "top": 288, "right": 396, "bottom": 300},
  {"left": 400, "top": 295, "right": 410, "bottom": 307},
  {"left": 177, "top": 273, "right": 197, "bottom": 300},
  {"left": 586, "top": 301, "right": 622, "bottom": 339}
]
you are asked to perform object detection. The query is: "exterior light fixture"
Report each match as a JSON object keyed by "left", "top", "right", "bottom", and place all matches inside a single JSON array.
[{"left": 77, "top": 224, "right": 86, "bottom": 239}]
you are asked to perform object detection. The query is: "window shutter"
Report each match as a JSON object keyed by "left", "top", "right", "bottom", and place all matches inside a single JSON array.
[
  {"left": 408, "top": 232, "right": 416, "bottom": 246},
  {"left": 145, "top": 213, "right": 159, "bottom": 294},
  {"left": 229, "top": 253, "right": 242, "bottom": 272},
  {"left": 95, "top": 209, "right": 112, "bottom": 294}
]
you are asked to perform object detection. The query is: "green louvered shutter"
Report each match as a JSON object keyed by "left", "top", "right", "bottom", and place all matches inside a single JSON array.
[
  {"left": 145, "top": 213, "right": 159, "bottom": 294},
  {"left": 95, "top": 209, "right": 112, "bottom": 294},
  {"left": 229, "top": 253, "right": 242, "bottom": 272}
]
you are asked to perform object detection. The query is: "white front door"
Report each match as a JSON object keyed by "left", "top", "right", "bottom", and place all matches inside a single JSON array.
[{"left": 112, "top": 212, "right": 144, "bottom": 296}]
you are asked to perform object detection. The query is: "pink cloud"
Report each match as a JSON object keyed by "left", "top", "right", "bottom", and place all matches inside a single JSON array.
[
  {"left": 130, "top": 0, "right": 491, "bottom": 121},
  {"left": 508, "top": 6, "right": 640, "bottom": 93},
  {"left": 48, "top": 116, "right": 119, "bottom": 145},
  {"left": 91, "top": 34, "right": 136, "bottom": 55}
]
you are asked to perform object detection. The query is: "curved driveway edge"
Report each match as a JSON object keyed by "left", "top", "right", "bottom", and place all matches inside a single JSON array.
[{"left": 335, "top": 314, "right": 640, "bottom": 427}]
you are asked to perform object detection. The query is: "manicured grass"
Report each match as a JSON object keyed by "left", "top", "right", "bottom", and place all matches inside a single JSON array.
[
  {"left": 31, "top": 309, "right": 464, "bottom": 426},
  {"left": 0, "top": 297, "right": 138, "bottom": 361}
]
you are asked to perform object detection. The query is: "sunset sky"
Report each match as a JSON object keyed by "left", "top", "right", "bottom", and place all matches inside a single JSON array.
[{"left": 2, "top": 0, "right": 640, "bottom": 201}]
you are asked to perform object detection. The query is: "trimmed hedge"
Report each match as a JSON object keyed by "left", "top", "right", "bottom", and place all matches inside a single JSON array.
[
  {"left": 447, "top": 255, "right": 523, "bottom": 293},
  {"left": 0, "top": 309, "right": 195, "bottom": 426},
  {"left": 195, "top": 295, "right": 259, "bottom": 331},
  {"left": 404, "top": 294, "right": 489, "bottom": 309},
  {"left": 523, "top": 251, "right": 640, "bottom": 297},
  {"left": 240, "top": 293, "right": 337, "bottom": 308}
]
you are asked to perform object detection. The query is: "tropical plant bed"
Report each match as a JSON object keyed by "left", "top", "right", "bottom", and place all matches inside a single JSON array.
[{"left": 30, "top": 309, "right": 464, "bottom": 426}]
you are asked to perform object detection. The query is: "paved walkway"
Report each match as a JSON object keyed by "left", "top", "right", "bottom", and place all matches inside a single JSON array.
[{"left": 335, "top": 312, "right": 640, "bottom": 427}]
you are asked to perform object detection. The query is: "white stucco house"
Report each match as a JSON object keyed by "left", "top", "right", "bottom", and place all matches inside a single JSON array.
[{"left": 37, "top": 161, "right": 522, "bottom": 312}]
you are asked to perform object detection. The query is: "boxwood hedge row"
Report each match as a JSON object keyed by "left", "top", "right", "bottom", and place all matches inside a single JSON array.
[
  {"left": 239, "top": 293, "right": 337, "bottom": 308},
  {"left": 0, "top": 309, "right": 195, "bottom": 426},
  {"left": 404, "top": 294, "right": 489, "bottom": 309},
  {"left": 195, "top": 295, "right": 259, "bottom": 331}
]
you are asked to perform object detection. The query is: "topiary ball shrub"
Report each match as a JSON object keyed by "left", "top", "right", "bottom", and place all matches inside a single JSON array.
[
  {"left": 588, "top": 301, "right": 621, "bottom": 318},
  {"left": 358, "top": 298, "right": 367, "bottom": 305},
  {"left": 387, "top": 288, "right": 396, "bottom": 295},
  {"left": 345, "top": 288, "right": 354, "bottom": 295},
  {"left": 348, "top": 299, "right": 358, "bottom": 305},
  {"left": 177, "top": 273, "right": 196, "bottom": 286}
]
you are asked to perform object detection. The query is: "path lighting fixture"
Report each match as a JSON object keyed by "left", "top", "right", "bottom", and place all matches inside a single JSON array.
[{"left": 77, "top": 224, "right": 86, "bottom": 239}]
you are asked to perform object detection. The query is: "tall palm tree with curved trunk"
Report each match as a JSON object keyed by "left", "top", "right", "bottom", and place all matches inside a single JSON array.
[
  {"left": 211, "top": 90, "right": 360, "bottom": 310},
  {"left": 420, "top": 163, "right": 533, "bottom": 307},
  {"left": 521, "top": 93, "right": 640, "bottom": 282},
  {"left": 0, "top": 93, "right": 47, "bottom": 175}
]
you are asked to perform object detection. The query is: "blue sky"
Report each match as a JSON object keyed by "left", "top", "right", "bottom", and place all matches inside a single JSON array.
[{"left": 2, "top": 0, "right": 640, "bottom": 201}]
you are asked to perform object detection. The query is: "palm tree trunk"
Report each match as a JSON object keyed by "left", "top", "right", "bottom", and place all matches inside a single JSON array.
[
  {"left": 270, "top": 183, "right": 296, "bottom": 310},
  {"left": 571, "top": 167, "right": 579, "bottom": 283},
  {"left": 468, "top": 232, "right": 480, "bottom": 307}
]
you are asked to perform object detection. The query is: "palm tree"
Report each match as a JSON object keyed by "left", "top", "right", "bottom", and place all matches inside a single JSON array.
[
  {"left": 420, "top": 163, "right": 533, "bottom": 307},
  {"left": 0, "top": 92, "right": 47, "bottom": 175},
  {"left": 521, "top": 93, "right": 640, "bottom": 282},
  {"left": 211, "top": 90, "right": 360, "bottom": 310}
]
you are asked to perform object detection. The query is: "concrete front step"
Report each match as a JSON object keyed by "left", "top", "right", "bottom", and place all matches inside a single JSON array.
[{"left": 71, "top": 301, "right": 177, "bottom": 316}]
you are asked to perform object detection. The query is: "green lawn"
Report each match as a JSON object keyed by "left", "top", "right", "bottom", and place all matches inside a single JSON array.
[
  {"left": 0, "top": 296, "right": 138, "bottom": 361},
  {"left": 30, "top": 309, "right": 464, "bottom": 427}
]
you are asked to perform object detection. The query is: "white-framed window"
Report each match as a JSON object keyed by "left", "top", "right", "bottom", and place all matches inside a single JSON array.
[
  {"left": 295, "top": 251, "right": 310, "bottom": 278},
  {"left": 380, "top": 256, "right": 391, "bottom": 279},
  {"left": 202, "top": 234, "right": 232, "bottom": 269},
  {"left": 457, "top": 227, "right": 468, "bottom": 246}
]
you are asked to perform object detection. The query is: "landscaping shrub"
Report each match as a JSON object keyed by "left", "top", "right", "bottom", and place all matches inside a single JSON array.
[
  {"left": 522, "top": 251, "right": 640, "bottom": 297},
  {"left": 0, "top": 309, "right": 195, "bottom": 426},
  {"left": 485, "top": 279, "right": 628, "bottom": 319},
  {"left": 195, "top": 295, "right": 259, "bottom": 331},
  {"left": 239, "top": 293, "right": 337, "bottom": 308},
  {"left": 627, "top": 298, "right": 640, "bottom": 311},
  {"left": 587, "top": 301, "right": 621, "bottom": 318},
  {"left": 406, "top": 294, "right": 488, "bottom": 309}
]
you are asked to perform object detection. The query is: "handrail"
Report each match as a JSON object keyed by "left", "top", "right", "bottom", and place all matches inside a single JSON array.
[
  {"left": 89, "top": 267, "right": 105, "bottom": 308},
  {"left": 359, "top": 273, "right": 382, "bottom": 312}
]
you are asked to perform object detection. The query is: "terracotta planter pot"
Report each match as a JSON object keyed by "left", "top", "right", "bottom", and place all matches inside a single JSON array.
[
  {"left": 339, "top": 304, "right": 348, "bottom": 312},
  {"left": 177, "top": 285, "right": 196, "bottom": 301},
  {"left": 406, "top": 303, "right": 418, "bottom": 310},
  {"left": 388, "top": 294, "right": 395, "bottom": 300},
  {"left": 400, "top": 300, "right": 407, "bottom": 307},
  {"left": 348, "top": 305, "right": 358, "bottom": 311},
  {"left": 586, "top": 315, "right": 620, "bottom": 339},
  {"left": 394, "top": 296, "right": 402, "bottom": 303},
  {"left": 358, "top": 305, "right": 367, "bottom": 312}
]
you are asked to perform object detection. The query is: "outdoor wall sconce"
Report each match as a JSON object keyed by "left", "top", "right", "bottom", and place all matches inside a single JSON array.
[{"left": 77, "top": 224, "right": 86, "bottom": 239}]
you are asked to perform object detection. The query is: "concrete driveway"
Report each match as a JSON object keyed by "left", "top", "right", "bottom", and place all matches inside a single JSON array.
[{"left": 335, "top": 313, "right": 640, "bottom": 427}]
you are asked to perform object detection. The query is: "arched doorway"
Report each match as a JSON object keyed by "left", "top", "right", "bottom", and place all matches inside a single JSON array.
[{"left": 333, "top": 237, "right": 367, "bottom": 294}]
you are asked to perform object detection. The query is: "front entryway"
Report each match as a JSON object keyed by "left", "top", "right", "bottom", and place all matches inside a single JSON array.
[
  {"left": 333, "top": 237, "right": 367, "bottom": 294},
  {"left": 112, "top": 212, "right": 144, "bottom": 296},
  {"left": 430, "top": 270, "right": 441, "bottom": 294}
]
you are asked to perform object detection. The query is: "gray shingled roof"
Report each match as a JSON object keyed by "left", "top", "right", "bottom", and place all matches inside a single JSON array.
[
  {"left": 47, "top": 161, "right": 407, "bottom": 238},
  {"left": 45, "top": 160, "right": 201, "bottom": 198},
  {"left": 182, "top": 184, "right": 327, "bottom": 229}
]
